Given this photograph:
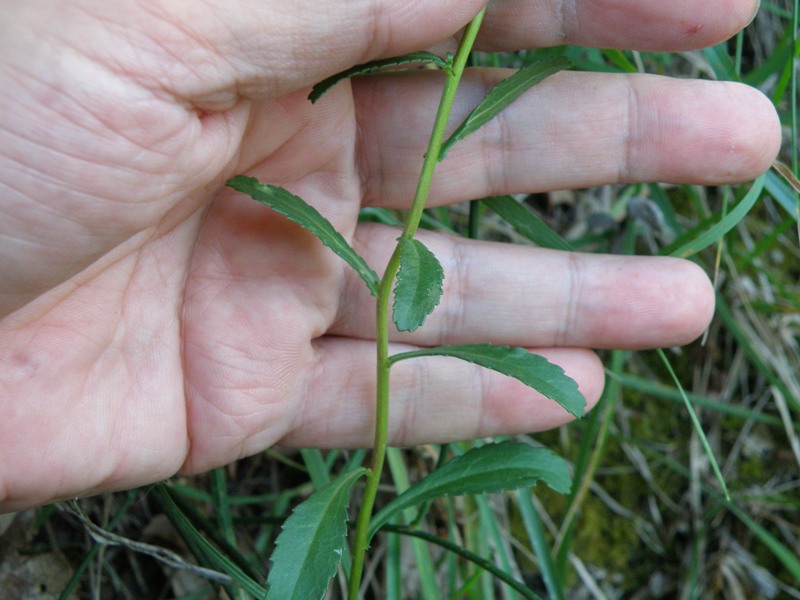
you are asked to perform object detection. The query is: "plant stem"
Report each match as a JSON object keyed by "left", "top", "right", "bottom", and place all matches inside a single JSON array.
[{"left": 346, "top": 8, "right": 486, "bottom": 599}]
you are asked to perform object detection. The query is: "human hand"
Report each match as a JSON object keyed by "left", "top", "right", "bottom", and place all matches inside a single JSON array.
[{"left": 0, "top": 0, "right": 779, "bottom": 511}]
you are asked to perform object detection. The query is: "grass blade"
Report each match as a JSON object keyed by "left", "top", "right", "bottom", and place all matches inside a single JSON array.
[
  {"left": 151, "top": 484, "right": 267, "bottom": 598},
  {"left": 369, "top": 443, "right": 572, "bottom": 538},
  {"left": 666, "top": 174, "right": 765, "bottom": 258},
  {"left": 266, "top": 468, "right": 367, "bottom": 600},
  {"left": 656, "top": 349, "right": 730, "bottom": 501},
  {"left": 385, "top": 447, "right": 442, "bottom": 600},
  {"left": 309, "top": 51, "right": 450, "bottom": 103},
  {"left": 475, "top": 494, "right": 521, "bottom": 600},
  {"left": 211, "top": 468, "right": 236, "bottom": 548},
  {"left": 393, "top": 238, "right": 444, "bottom": 332},
  {"left": 702, "top": 43, "right": 741, "bottom": 81},
  {"left": 166, "top": 486, "right": 264, "bottom": 582},
  {"left": 227, "top": 176, "right": 380, "bottom": 295},
  {"left": 439, "top": 56, "right": 571, "bottom": 159},
  {"left": 482, "top": 196, "right": 574, "bottom": 251},
  {"left": 390, "top": 344, "right": 585, "bottom": 418},
  {"left": 725, "top": 502, "right": 800, "bottom": 581},
  {"left": 299, "top": 448, "right": 331, "bottom": 487},
  {"left": 380, "top": 524, "right": 543, "bottom": 600},
  {"left": 772, "top": 160, "right": 800, "bottom": 195},
  {"left": 515, "top": 491, "right": 565, "bottom": 600}
]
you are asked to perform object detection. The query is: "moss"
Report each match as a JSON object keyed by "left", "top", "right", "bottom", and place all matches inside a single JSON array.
[{"left": 570, "top": 497, "right": 640, "bottom": 573}]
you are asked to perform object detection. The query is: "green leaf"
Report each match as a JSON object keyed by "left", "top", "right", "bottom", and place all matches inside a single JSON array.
[
  {"left": 369, "top": 443, "right": 571, "bottom": 538},
  {"left": 439, "top": 56, "right": 571, "bottom": 160},
  {"left": 515, "top": 490, "right": 565, "bottom": 600},
  {"left": 482, "top": 196, "right": 575, "bottom": 251},
  {"left": 309, "top": 51, "right": 450, "bottom": 103},
  {"left": 726, "top": 501, "right": 800, "bottom": 581},
  {"left": 666, "top": 174, "right": 765, "bottom": 258},
  {"left": 266, "top": 468, "right": 368, "bottom": 600},
  {"left": 392, "top": 238, "right": 444, "bottom": 332},
  {"left": 227, "top": 176, "right": 380, "bottom": 295},
  {"left": 656, "top": 348, "right": 730, "bottom": 501},
  {"left": 151, "top": 484, "right": 267, "bottom": 599},
  {"left": 702, "top": 43, "right": 741, "bottom": 82},
  {"left": 389, "top": 343, "right": 585, "bottom": 418},
  {"left": 380, "top": 524, "right": 544, "bottom": 600}
]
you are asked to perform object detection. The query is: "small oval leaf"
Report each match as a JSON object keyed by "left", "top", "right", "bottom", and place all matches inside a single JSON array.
[
  {"left": 227, "top": 176, "right": 380, "bottom": 296},
  {"left": 309, "top": 51, "right": 450, "bottom": 103},
  {"left": 369, "top": 442, "right": 571, "bottom": 538},
  {"left": 393, "top": 238, "right": 444, "bottom": 332},
  {"left": 440, "top": 56, "right": 572, "bottom": 160},
  {"left": 266, "top": 468, "right": 368, "bottom": 600},
  {"left": 389, "top": 343, "right": 585, "bottom": 418}
]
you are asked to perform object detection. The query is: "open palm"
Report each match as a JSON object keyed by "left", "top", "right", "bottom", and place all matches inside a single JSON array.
[{"left": 0, "top": 0, "right": 778, "bottom": 510}]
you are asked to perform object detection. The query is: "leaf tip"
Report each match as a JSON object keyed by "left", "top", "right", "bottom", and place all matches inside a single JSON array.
[{"left": 225, "top": 174, "right": 254, "bottom": 191}]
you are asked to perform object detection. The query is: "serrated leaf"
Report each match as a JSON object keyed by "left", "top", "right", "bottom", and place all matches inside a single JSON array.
[
  {"left": 227, "top": 176, "right": 380, "bottom": 295},
  {"left": 389, "top": 343, "right": 585, "bottom": 418},
  {"left": 369, "top": 443, "right": 571, "bottom": 538},
  {"left": 266, "top": 468, "right": 367, "bottom": 600},
  {"left": 309, "top": 51, "right": 450, "bottom": 103},
  {"left": 482, "top": 196, "right": 574, "bottom": 251},
  {"left": 392, "top": 238, "right": 444, "bottom": 332},
  {"left": 439, "top": 56, "right": 572, "bottom": 160}
]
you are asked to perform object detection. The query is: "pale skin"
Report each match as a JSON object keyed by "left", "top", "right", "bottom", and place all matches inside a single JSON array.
[{"left": 0, "top": 0, "right": 781, "bottom": 511}]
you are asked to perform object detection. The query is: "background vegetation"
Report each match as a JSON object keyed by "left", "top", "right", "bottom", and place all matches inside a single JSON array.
[{"left": 2, "top": 1, "right": 797, "bottom": 598}]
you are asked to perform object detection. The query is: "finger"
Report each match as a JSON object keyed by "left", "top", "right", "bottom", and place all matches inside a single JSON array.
[
  {"left": 277, "top": 341, "right": 605, "bottom": 449},
  {"left": 101, "top": 0, "right": 756, "bottom": 107},
  {"left": 110, "top": 0, "right": 485, "bottom": 109},
  {"left": 353, "top": 70, "right": 780, "bottom": 208},
  {"left": 478, "top": 0, "right": 758, "bottom": 52},
  {"left": 332, "top": 225, "right": 716, "bottom": 350}
]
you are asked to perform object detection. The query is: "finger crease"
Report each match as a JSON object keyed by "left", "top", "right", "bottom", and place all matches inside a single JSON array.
[
  {"left": 621, "top": 77, "right": 640, "bottom": 183},
  {"left": 442, "top": 237, "right": 471, "bottom": 343},
  {"left": 558, "top": 252, "right": 582, "bottom": 347}
]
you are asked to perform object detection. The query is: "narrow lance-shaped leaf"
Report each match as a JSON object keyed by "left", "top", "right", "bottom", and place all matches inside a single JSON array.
[
  {"left": 380, "top": 525, "right": 543, "bottom": 600},
  {"left": 393, "top": 238, "right": 444, "bottom": 332},
  {"left": 309, "top": 51, "right": 451, "bottom": 103},
  {"left": 439, "top": 55, "right": 572, "bottom": 160},
  {"left": 369, "top": 443, "right": 571, "bottom": 538},
  {"left": 666, "top": 173, "right": 765, "bottom": 258},
  {"left": 389, "top": 343, "right": 585, "bottom": 418},
  {"left": 227, "top": 176, "right": 380, "bottom": 296},
  {"left": 482, "top": 196, "right": 575, "bottom": 252},
  {"left": 266, "top": 468, "right": 368, "bottom": 600},
  {"left": 772, "top": 159, "right": 800, "bottom": 194},
  {"left": 726, "top": 501, "right": 800, "bottom": 581},
  {"left": 151, "top": 485, "right": 267, "bottom": 599}
]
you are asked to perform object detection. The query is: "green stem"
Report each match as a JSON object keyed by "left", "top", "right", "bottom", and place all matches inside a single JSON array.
[
  {"left": 347, "top": 8, "right": 486, "bottom": 599},
  {"left": 400, "top": 10, "right": 486, "bottom": 241}
]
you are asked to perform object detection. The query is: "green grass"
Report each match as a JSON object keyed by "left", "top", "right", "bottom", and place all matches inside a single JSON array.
[{"left": 26, "top": 2, "right": 800, "bottom": 598}]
